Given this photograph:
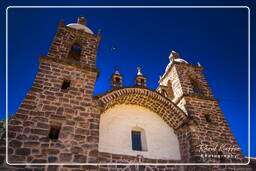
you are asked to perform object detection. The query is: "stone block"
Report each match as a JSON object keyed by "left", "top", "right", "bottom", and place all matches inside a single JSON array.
[
  {"left": 73, "top": 154, "right": 86, "bottom": 163},
  {"left": 70, "top": 146, "right": 83, "bottom": 154},
  {"left": 15, "top": 148, "right": 31, "bottom": 155},
  {"left": 8, "top": 126, "right": 23, "bottom": 133},
  {"left": 48, "top": 156, "right": 58, "bottom": 163},
  {"left": 60, "top": 153, "right": 72, "bottom": 162},
  {"left": 24, "top": 141, "right": 40, "bottom": 147},
  {"left": 8, "top": 155, "right": 26, "bottom": 162},
  {"left": 47, "top": 149, "right": 60, "bottom": 155},
  {"left": 31, "top": 129, "right": 48, "bottom": 136},
  {"left": 9, "top": 140, "right": 22, "bottom": 148}
]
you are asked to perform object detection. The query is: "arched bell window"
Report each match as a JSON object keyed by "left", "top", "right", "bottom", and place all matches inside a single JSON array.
[
  {"left": 112, "top": 77, "right": 121, "bottom": 87},
  {"left": 190, "top": 77, "right": 203, "bottom": 95},
  {"left": 68, "top": 43, "right": 82, "bottom": 61}
]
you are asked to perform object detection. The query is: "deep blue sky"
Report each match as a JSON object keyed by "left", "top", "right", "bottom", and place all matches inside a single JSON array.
[{"left": 0, "top": 0, "right": 255, "bottom": 158}]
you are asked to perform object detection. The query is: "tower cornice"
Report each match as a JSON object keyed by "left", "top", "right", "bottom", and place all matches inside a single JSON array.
[
  {"left": 174, "top": 93, "right": 219, "bottom": 105},
  {"left": 40, "top": 55, "right": 100, "bottom": 77}
]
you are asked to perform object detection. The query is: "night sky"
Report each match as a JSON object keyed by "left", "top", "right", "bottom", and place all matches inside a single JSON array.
[{"left": 0, "top": 1, "right": 255, "bottom": 158}]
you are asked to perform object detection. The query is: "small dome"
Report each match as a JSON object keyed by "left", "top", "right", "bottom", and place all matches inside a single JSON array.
[
  {"left": 169, "top": 51, "right": 188, "bottom": 64},
  {"left": 173, "top": 58, "right": 188, "bottom": 64},
  {"left": 164, "top": 51, "right": 189, "bottom": 72},
  {"left": 66, "top": 23, "right": 94, "bottom": 34}
]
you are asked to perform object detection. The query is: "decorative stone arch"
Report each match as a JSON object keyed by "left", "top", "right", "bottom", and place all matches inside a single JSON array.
[{"left": 98, "top": 87, "right": 187, "bottom": 129}]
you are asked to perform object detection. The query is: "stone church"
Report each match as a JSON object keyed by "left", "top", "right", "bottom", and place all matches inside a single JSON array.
[{"left": 0, "top": 16, "right": 253, "bottom": 171}]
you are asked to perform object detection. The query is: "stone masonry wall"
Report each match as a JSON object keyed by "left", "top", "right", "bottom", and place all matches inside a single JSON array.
[
  {"left": 0, "top": 56, "right": 100, "bottom": 170},
  {"left": 47, "top": 24, "right": 100, "bottom": 70},
  {"left": 171, "top": 63, "right": 252, "bottom": 170}
]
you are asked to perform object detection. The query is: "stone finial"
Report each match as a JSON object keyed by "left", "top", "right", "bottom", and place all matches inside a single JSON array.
[
  {"left": 169, "top": 50, "right": 180, "bottom": 61},
  {"left": 97, "top": 29, "right": 102, "bottom": 36},
  {"left": 115, "top": 66, "right": 120, "bottom": 75},
  {"left": 137, "top": 67, "right": 143, "bottom": 76},
  {"left": 58, "top": 19, "right": 64, "bottom": 27},
  {"left": 77, "top": 16, "right": 87, "bottom": 25},
  {"left": 96, "top": 29, "right": 102, "bottom": 42},
  {"left": 197, "top": 62, "right": 201, "bottom": 67}
]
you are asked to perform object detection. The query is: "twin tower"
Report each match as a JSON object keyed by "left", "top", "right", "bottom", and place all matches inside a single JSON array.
[{"left": 0, "top": 16, "right": 251, "bottom": 171}]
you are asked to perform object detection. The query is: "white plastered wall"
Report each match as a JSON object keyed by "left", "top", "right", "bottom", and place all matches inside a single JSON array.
[{"left": 98, "top": 104, "right": 181, "bottom": 160}]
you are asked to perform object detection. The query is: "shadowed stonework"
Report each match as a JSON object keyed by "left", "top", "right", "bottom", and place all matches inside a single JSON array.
[{"left": 0, "top": 16, "right": 253, "bottom": 171}]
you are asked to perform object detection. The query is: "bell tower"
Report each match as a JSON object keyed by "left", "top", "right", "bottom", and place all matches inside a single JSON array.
[
  {"left": 47, "top": 16, "right": 101, "bottom": 70},
  {"left": 3, "top": 16, "right": 102, "bottom": 166},
  {"left": 135, "top": 67, "right": 147, "bottom": 88},
  {"left": 158, "top": 51, "right": 246, "bottom": 165},
  {"left": 111, "top": 66, "right": 123, "bottom": 89}
]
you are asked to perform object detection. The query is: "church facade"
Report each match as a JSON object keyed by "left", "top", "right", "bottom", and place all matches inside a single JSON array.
[{"left": 0, "top": 16, "right": 252, "bottom": 171}]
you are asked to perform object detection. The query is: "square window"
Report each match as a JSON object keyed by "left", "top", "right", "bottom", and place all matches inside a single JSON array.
[
  {"left": 61, "top": 80, "right": 71, "bottom": 90},
  {"left": 48, "top": 125, "right": 61, "bottom": 140}
]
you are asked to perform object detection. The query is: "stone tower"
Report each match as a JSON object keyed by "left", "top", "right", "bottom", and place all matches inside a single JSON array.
[
  {"left": 1, "top": 16, "right": 102, "bottom": 168},
  {"left": 111, "top": 66, "right": 123, "bottom": 89},
  {"left": 157, "top": 51, "right": 248, "bottom": 168},
  {"left": 135, "top": 67, "right": 147, "bottom": 88}
]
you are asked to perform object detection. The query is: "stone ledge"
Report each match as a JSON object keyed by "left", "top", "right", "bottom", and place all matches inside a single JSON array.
[
  {"left": 39, "top": 56, "right": 100, "bottom": 78},
  {"left": 175, "top": 94, "right": 219, "bottom": 105}
]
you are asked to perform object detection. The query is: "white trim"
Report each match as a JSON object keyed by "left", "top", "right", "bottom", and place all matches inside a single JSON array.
[{"left": 5, "top": 6, "right": 251, "bottom": 166}]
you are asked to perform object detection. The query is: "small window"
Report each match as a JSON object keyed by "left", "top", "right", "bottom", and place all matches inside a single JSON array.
[
  {"left": 61, "top": 80, "right": 70, "bottom": 90},
  {"left": 131, "top": 131, "right": 142, "bottom": 151},
  {"left": 48, "top": 125, "right": 61, "bottom": 140},
  {"left": 115, "top": 77, "right": 120, "bottom": 86},
  {"left": 112, "top": 77, "right": 121, "bottom": 88},
  {"left": 205, "top": 114, "right": 211, "bottom": 123},
  {"left": 68, "top": 43, "right": 81, "bottom": 61}
]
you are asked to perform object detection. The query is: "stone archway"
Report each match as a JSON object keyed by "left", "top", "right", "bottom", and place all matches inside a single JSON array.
[{"left": 97, "top": 87, "right": 187, "bottom": 129}]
